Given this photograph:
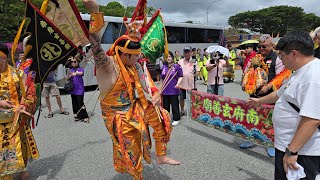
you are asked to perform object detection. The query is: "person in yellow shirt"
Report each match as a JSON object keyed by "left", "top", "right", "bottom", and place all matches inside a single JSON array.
[
  {"left": 174, "top": 50, "right": 181, "bottom": 63},
  {"left": 224, "top": 44, "right": 236, "bottom": 81}
]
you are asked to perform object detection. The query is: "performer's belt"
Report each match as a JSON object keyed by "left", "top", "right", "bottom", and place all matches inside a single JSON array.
[{"left": 0, "top": 111, "right": 15, "bottom": 123}]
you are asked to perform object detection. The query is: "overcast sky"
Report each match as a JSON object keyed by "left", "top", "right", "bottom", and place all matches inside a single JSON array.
[{"left": 96, "top": 0, "right": 320, "bottom": 27}]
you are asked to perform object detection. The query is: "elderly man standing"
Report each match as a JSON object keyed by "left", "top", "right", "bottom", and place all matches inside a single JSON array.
[
  {"left": 177, "top": 46, "right": 200, "bottom": 116},
  {"left": 247, "top": 30, "right": 320, "bottom": 180},
  {"left": 257, "top": 34, "right": 287, "bottom": 96},
  {"left": 240, "top": 35, "right": 292, "bottom": 157}
]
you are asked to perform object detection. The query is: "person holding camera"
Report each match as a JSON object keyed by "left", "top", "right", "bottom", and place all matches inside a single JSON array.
[{"left": 205, "top": 52, "right": 229, "bottom": 96}]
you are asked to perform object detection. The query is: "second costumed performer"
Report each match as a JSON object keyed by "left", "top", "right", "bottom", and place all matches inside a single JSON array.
[{"left": 82, "top": 0, "right": 181, "bottom": 179}]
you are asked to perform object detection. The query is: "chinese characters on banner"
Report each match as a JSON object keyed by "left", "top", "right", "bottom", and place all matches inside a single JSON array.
[
  {"left": 24, "top": 1, "right": 79, "bottom": 85},
  {"left": 190, "top": 90, "right": 274, "bottom": 147}
]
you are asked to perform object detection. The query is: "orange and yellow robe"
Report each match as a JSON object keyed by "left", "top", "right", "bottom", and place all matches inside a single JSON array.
[
  {"left": 99, "top": 56, "right": 172, "bottom": 180},
  {"left": 0, "top": 65, "right": 39, "bottom": 180},
  {"left": 268, "top": 68, "right": 292, "bottom": 91}
]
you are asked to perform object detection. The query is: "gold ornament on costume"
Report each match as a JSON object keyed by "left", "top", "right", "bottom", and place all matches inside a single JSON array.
[
  {"left": 249, "top": 54, "right": 268, "bottom": 73},
  {"left": 89, "top": 12, "right": 105, "bottom": 33},
  {"left": 123, "top": 17, "right": 144, "bottom": 41},
  {"left": 251, "top": 54, "right": 263, "bottom": 66},
  {"left": 106, "top": 17, "right": 144, "bottom": 56}
]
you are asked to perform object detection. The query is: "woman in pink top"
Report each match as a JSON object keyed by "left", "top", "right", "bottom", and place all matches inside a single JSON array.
[{"left": 205, "top": 52, "right": 229, "bottom": 96}]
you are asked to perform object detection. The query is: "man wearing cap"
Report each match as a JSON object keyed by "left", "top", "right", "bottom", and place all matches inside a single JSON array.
[{"left": 177, "top": 46, "right": 200, "bottom": 116}]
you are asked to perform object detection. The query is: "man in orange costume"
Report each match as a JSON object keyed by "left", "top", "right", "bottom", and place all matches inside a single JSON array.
[{"left": 82, "top": 0, "right": 181, "bottom": 179}]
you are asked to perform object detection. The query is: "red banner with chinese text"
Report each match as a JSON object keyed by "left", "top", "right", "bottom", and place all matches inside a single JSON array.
[{"left": 190, "top": 90, "right": 274, "bottom": 146}]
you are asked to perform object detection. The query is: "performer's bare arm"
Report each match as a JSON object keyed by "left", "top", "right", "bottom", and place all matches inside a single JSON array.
[
  {"left": 83, "top": 0, "right": 117, "bottom": 94},
  {"left": 89, "top": 33, "right": 111, "bottom": 68},
  {"left": 135, "top": 63, "right": 148, "bottom": 92}
]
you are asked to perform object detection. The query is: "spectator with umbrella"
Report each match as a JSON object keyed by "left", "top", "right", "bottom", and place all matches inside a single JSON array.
[{"left": 205, "top": 45, "right": 230, "bottom": 96}]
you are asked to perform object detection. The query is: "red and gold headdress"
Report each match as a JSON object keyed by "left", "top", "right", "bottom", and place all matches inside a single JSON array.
[
  {"left": 106, "top": 17, "right": 145, "bottom": 56},
  {"left": 250, "top": 54, "right": 268, "bottom": 73}
]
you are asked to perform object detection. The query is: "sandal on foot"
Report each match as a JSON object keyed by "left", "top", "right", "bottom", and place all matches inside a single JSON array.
[
  {"left": 83, "top": 118, "right": 90, "bottom": 123},
  {"left": 47, "top": 113, "right": 53, "bottom": 118},
  {"left": 60, "top": 111, "right": 69, "bottom": 115}
]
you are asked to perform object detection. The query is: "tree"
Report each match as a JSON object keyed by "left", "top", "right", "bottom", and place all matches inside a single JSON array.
[
  {"left": 125, "top": 6, "right": 135, "bottom": 17},
  {"left": 101, "top": 2, "right": 125, "bottom": 17},
  {"left": 0, "top": 0, "right": 24, "bottom": 42},
  {"left": 0, "top": 0, "right": 44, "bottom": 43},
  {"left": 74, "top": 1, "right": 157, "bottom": 18},
  {"left": 0, "top": 0, "right": 158, "bottom": 42},
  {"left": 147, "top": 6, "right": 156, "bottom": 17},
  {"left": 228, "top": 6, "right": 320, "bottom": 36},
  {"left": 74, "top": 0, "right": 89, "bottom": 14},
  {"left": 224, "top": 27, "right": 248, "bottom": 36}
]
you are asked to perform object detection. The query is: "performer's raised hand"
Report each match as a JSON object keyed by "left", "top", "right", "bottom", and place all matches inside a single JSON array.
[
  {"left": 0, "top": 100, "right": 13, "bottom": 109},
  {"left": 82, "top": 0, "right": 99, "bottom": 13},
  {"left": 152, "top": 94, "right": 161, "bottom": 107},
  {"left": 16, "top": 104, "right": 27, "bottom": 114}
]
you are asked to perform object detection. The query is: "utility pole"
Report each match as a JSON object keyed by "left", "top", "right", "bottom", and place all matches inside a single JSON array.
[{"left": 207, "top": 0, "right": 222, "bottom": 24}]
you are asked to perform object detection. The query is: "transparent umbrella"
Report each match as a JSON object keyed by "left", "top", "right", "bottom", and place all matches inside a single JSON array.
[{"left": 206, "top": 45, "right": 230, "bottom": 57}]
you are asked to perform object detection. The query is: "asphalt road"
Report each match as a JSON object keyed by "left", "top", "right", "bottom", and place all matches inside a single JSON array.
[{"left": 26, "top": 70, "right": 274, "bottom": 180}]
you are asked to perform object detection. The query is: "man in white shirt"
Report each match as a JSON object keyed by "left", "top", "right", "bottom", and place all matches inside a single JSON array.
[{"left": 247, "top": 30, "right": 320, "bottom": 180}]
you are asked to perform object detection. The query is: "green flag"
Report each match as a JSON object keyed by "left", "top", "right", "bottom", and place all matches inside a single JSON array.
[{"left": 140, "top": 16, "right": 167, "bottom": 63}]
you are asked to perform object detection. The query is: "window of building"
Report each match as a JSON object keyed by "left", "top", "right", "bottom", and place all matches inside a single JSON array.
[
  {"left": 166, "top": 26, "right": 186, "bottom": 43},
  {"left": 83, "top": 20, "right": 90, "bottom": 30},
  {"left": 206, "top": 29, "right": 220, "bottom": 43},
  {"left": 187, "top": 28, "right": 206, "bottom": 43},
  {"left": 101, "top": 22, "right": 127, "bottom": 44}
]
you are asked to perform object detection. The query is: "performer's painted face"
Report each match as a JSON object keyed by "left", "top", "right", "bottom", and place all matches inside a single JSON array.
[{"left": 124, "top": 54, "right": 139, "bottom": 66}]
